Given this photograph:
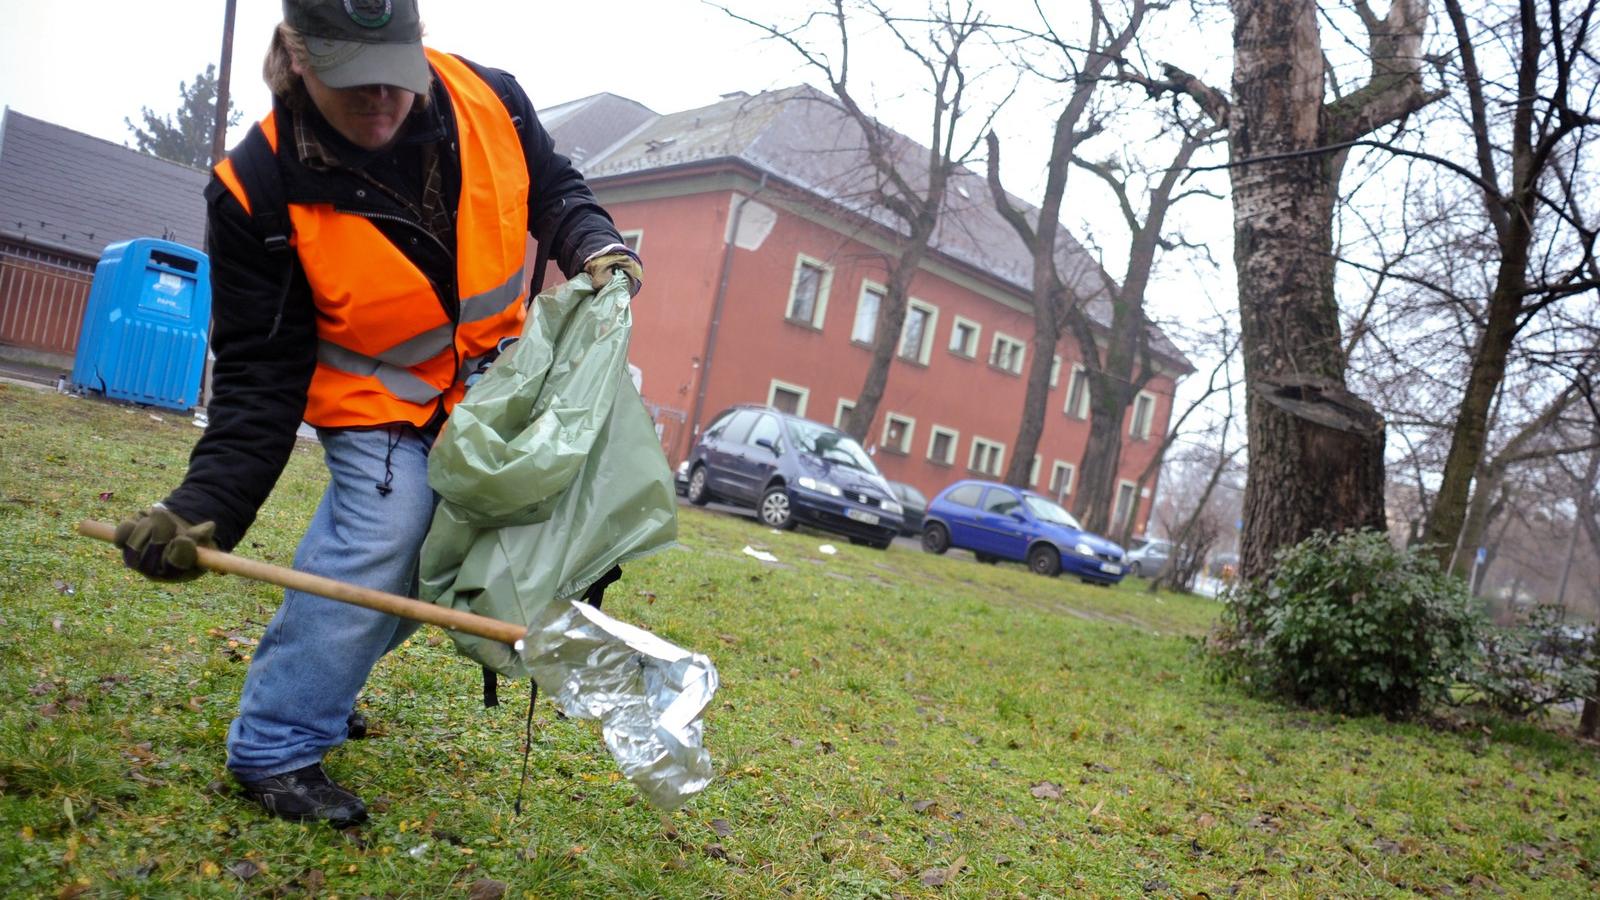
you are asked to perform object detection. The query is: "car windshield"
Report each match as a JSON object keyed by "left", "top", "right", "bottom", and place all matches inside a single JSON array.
[
  {"left": 1024, "top": 495, "right": 1082, "bottom": 529},
  {"left": 787, "top": 419, "right": 880, "bottom": 474}
]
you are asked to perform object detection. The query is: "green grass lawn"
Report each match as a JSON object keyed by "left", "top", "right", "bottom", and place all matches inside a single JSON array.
[{"left": 2, "top": 384, "right": 1597, "bottom": 898}]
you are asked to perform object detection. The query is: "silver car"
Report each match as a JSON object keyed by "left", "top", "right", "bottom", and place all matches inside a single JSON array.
[{"left": 1125, "top": 538, "right": 1172, "bottom": 578}]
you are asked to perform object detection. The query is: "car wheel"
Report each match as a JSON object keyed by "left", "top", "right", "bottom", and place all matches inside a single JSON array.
[
  {"left": 686, "top": 466, "right": 711, "bottom": 506},
  {"left": 759, "top": 486, "right": 795, "bottom": 529},
  {"left": 1129, "top": 561, "right": 1142, "bottom": 577},
  {"left": 1028, "top": 544, "right": 1061, "bottom": 577},
  {"left": 921, "top": 522, "right": 950, "bottom": 555}
]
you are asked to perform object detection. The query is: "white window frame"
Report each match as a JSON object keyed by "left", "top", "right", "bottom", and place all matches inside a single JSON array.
[
  {"left": 989, "top": 331, "right": 1026, "bottom": 376},
  {"left": 968, "top": 436, "right": 1006, "bottom": 477},
  {"left": 1064, "top": 365, "right": 1091, "bottom": 419},
  {"left": 834, "top": 398, "right": 856, "bottom": 429},
  {"left": 784, "top": 254, "right": 833, "bottom": 329},
  {"left": 619, "top": 229, "right": 644, "bottom": 256},
  {"left": 948, "top": 315, "right": 981, "bottom": 359},
  {"left": 850, "top": 280, "right": 885, "bottom": 346},
  {"left": 1130, "top": 390, "right": 1157, "bottom": 440},
  {"left": 1050, "top": 355, "right": 1062, "bottom": 389},
  {"left": 767, "top": 379, "right": 810, "bottom": 418},
  {"left": 1112, "top": 479, "right": 1138, "bottom": 533},
  {"left": 1028, "top": 455, "right": 1041, "bottom": 487},
  {"left": 898, "top": 298, "right": 939, "bottom": 365},
  {"left": 881, "top": 412, "right": 915, "bottom": 455},
  {"left": 1049, "top": 460, "right": 1076, "bottom": 500},
  {"left": 927, "top": 425, "right": 959, "bottom": 466}
]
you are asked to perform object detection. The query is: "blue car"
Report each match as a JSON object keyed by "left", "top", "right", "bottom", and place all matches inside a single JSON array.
[
  {"left": 921, "top": 479, "right": 1127, "bottom": 583},
  {"left": 684, "top": 404, "right": 904, "bottom": 549}
]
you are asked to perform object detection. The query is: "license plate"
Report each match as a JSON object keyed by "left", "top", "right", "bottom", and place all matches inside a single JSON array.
[
  {"left": 846, "top": 509, "right": 880, "bottom": 525},
  {"left": 1099, "top": 562, "right": 1122, "bottom": 574}
]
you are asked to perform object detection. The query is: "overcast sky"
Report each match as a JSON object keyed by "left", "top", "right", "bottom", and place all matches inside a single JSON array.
[{"left": 1, "top": 0, "right": 1240, "bottom": 411}]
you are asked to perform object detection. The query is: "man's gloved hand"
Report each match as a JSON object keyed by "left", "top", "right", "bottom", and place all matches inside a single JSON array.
[
  {"left": 113, "top": 505, "right": 216, "bottom": 582},
  {"left": 582, "top": 244, "right": 643, "bottom": 296}
]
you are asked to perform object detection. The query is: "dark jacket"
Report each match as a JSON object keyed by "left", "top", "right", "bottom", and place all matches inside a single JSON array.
[{"left": 163, "top": 57, "right": 623, "bottom": 551}]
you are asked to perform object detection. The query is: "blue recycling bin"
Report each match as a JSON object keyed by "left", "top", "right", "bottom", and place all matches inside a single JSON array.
[{"left": 71, "top": 238, "right": 212, "bottom": 411}]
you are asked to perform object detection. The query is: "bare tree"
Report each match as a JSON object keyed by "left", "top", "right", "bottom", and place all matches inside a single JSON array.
[
  {"left": 721, "top": 0, "right": 1002, "bottom": 443},
  {"left": 982, "top": 0, "right": 1155, "bottom": 532},
  {"left": 1410, "top": 0, "right": 1600, "bottom": 573}
]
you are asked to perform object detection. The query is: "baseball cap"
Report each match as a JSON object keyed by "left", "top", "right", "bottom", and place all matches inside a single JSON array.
[{"left": 283, "top": 0, "right": 430, "bottom": 95}]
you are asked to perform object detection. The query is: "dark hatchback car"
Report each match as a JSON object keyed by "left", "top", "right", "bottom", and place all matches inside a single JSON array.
[
  {"left": 887, "top": 481, "right": 928, "bottom": 537},
  {"left": 684, "top": 405, "right": 903, "bottom": 549},
  {"left": 921, "top": 479, "right": 1127, "bottom": 583}
]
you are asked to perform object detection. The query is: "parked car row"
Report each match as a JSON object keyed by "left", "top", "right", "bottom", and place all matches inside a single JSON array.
[{"left": 675, "top": 404, "right": 1134, "bottom": 584}]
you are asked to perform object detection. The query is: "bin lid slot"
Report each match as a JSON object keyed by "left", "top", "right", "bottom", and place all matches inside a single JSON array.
[{"left": 149, "top": 250, "right": 198, "bottom": 274}]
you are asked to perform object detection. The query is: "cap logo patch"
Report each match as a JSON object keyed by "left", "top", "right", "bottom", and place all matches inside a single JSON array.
[{"left": 343, "top": 0, "right": 393, "bottom": 28}]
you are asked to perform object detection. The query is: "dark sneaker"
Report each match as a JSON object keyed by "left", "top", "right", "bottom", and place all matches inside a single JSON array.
[
  {"left": 346, "top": 710, "right": 368, "bottom": 740},
  {"left": 236, "top": 763, "right": 368, "bottom": 828}
]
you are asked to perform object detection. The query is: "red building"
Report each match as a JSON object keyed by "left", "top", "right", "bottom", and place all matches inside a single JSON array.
[{"left": 542, "top": 87, "right": 1193, "bottom": 538}]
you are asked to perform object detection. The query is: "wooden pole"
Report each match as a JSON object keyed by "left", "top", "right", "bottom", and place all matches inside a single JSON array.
[{"left": 77, "top": 519, "right": 525, "bottom": 646}]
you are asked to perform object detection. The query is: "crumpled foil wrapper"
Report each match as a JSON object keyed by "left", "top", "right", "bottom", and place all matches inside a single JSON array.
[{"left": 520, "top": 598, "right": 718, "bottom": 810}]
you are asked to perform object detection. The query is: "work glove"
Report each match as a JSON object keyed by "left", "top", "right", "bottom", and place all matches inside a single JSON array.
[
  {"left": 582, "top": 244, "right": 643, "bottom": 296},
  {"left": 113, "top": 504, "right": 216, "bottom": 582}
]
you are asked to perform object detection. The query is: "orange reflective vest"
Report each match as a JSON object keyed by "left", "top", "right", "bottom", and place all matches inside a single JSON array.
[{"left": 214, "top": 49, "right": 530, "bottom": 429}]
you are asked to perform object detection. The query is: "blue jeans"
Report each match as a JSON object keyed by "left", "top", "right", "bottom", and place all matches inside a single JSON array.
[{"left": 227, "top": 426, "right": 436, "bottom": 778}]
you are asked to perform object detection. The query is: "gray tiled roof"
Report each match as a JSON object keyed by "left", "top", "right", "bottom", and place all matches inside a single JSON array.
[
  {"left": 0, "top": 108, "right": 208, "bottom": 260},
  {"left": 538, "top": 93, "right": 658, "bottom": 172},
  {"left": 544, "top": 85, "right": 1191, "bottom": 372}
]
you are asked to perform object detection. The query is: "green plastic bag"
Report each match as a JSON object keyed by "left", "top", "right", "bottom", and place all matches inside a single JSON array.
[{"left": 419, "top": 272, "right": 678, "bottom": 677}]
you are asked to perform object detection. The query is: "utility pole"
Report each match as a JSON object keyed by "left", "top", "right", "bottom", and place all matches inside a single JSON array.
[
  {"left": 201, "top": 0, "right": 237, "bottom": 410},
  {"left": 210, "top": 0, "right": 238, "bottom": 167}
]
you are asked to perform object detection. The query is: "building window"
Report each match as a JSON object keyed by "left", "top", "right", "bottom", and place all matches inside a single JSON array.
[
  {"left": 1130, "top": 390, "right": 1156, "bottom": 440},
  {"left": 785, "top": 255, "right": 832, "bottom": 329},
  {"left": 1049, "top": 461, "right": 1075, "bottom": 500},
  {"left": 619, "top": 230, "right": 643, "bottom": 255},
  {"left": 898, "top": 298, "right": 938, "bottom": 365},
  {"left": 969, "top": 436, "right": 1005, "bottom": 477},
  {"left": 1050, "top": 355, "right": 1062, "bottom": 389},
  {"left": 851, "top": 282, "right": 883, "bottom": 345},
  {"left": 768, "top": 379, "right": 809, "bottom": 417},
  {"left": 927, "top": 426, "right": 959, "bottom": 466},
  {"left": 989, "top": 332, "right": 1026, "bottom": 376},
  {"left": 881, "top": 413, "right": 914, "bottom": 455},
  {"left": 834, "top": 398, "right": 856, "bottom": 429},
  {"left": 948, "top": 316, "right": 981, "bottom": 359},
  {"left": 1064, "top": 365, "right": 1091, "bottom": 419},
  {"left": 1112, "top": 480, "right": 1138, "bottom": 533},
  {"left": 1028, "top": 455, "right": 1041, "bottom": 487}
]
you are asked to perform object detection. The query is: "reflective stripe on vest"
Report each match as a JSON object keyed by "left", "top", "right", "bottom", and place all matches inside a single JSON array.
[{"left": 213, "top": 48, "right": 531, "bottom": 429}]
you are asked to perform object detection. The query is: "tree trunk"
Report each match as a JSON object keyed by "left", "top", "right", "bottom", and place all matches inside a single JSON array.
[
  {"left": 1074, "top": 371, "right": 1130, "bottom": 533},
  {"left": 1003, "top": 283, "right": 1063, "bottom": 488},
  {"left": 1231, "top": 0, "right": 1388, "bottom": 581},
  {"left": 843, "top": 235, "right": 933, "bottom": 442},
  {"left": 1420, "top": 238, "right": 1531, "bottom": 574}
]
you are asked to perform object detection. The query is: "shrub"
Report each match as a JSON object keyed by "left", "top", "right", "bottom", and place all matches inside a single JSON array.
[
  {"left": 1210, "top": 530, "right": 1480, "bottom": 718},
  {"left": 1459, "top": 605, "right": 1596, "bottom": 718}
]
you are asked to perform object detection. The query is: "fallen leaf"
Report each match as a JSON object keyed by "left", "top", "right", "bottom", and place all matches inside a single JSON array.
[
  {"left": 52, "top": 580, "right": 74, "bottom": 596},
  {"left": 200, "top": 861, "right": 220, "bottom": 877},
  {"left": 55, "top": 882, "right": 90, "bottom": 900},
  {"left": 1030, "top": 781, "right": 1063, "bottom": 800},
  {"left": 920, "top": 868, "right": 950, "bottom": 887},
  {"left": 98, "top": 491, "right": 114, "bottom": 502},
  {"left": 226, "top": 860, "right": 261, "bottom": 881},
  {"left": 1197, "top": 813, "right": 1217, "bottom": 828},
  {"left": 912, "top": 799, "right": 938, "bottom": 814},
  {"left": 710, "top": 818, "right": 733, "bottom": 838},
  {"left": 704, "top": 843, "right": 729, "bottom": 861},
  {"left": 467, "top": 878, "right": 507, "bottom": 900},
  {"left": 1143, "top": 878, "right": 1170, "bottom": 893}
]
